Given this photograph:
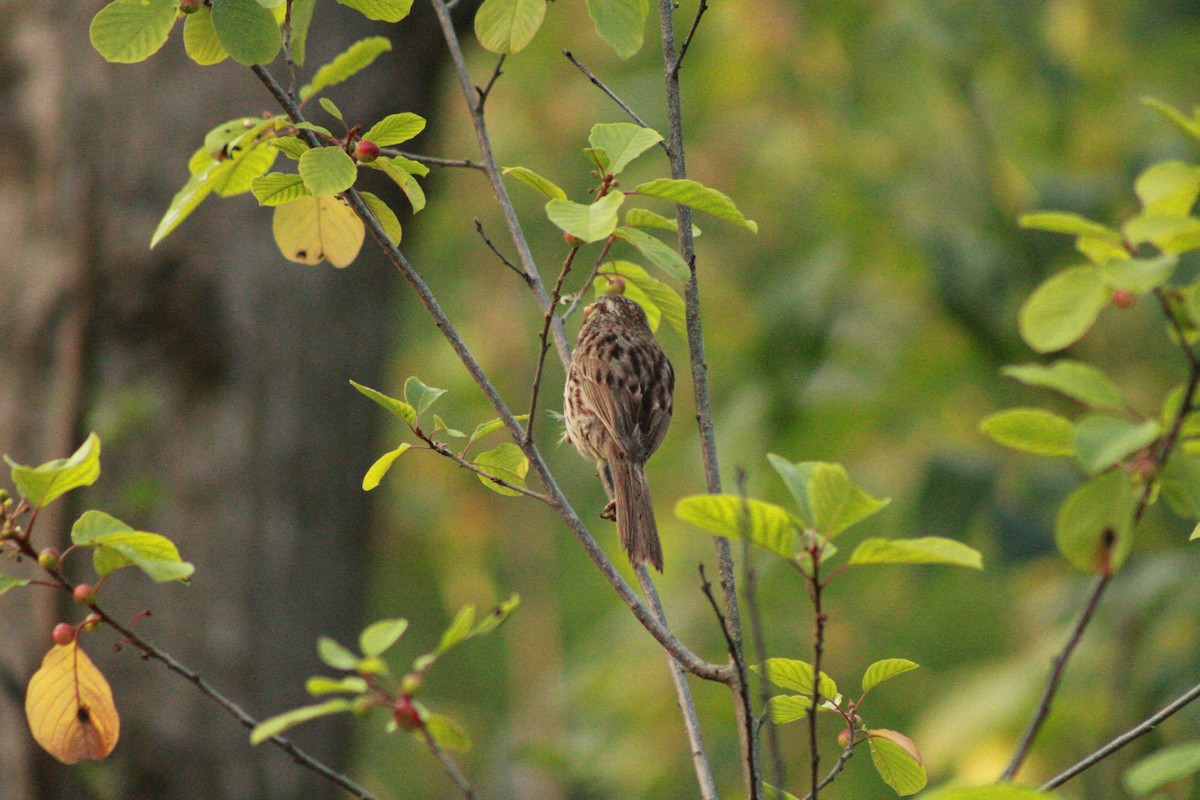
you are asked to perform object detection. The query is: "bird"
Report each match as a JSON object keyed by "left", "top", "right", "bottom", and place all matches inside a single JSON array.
[{"left": 563, "top": 293, "right": 674, "bottom": 571}]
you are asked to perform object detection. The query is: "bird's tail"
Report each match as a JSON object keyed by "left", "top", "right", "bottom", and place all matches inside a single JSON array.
[{"left": 609, "top": 457, "right": 663, "bottom": 571}]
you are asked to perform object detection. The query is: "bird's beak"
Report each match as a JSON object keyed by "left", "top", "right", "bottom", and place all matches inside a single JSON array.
[{"left": 583, "top": 302, "right": 596, "bottom": 318}]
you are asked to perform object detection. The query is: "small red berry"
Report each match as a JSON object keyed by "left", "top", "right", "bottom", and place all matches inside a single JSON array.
[
  {"left": 179, "top": 0, "right": 203, "bottom": 13},
  {"left": 393, "top": 695, "right": 422, "bottom": 731},
  {"left": 837, "top": 728, "right": 853, "bottom": 748},
  {"left": 52, "top": 623, "right": 76, "bottom": 646},
  {"left": 83, "top": 612, "right": 103, "bottom": 631},
  {"left": 564, "top": 231, "right": 585, "bottom": 249},
  {"left": 72, "top": 583, "right": 96, "bottom": 605},
  {"left": 599, "top": 275, "right": 626, "bottom": 296},
  {"left": 1112, "top": 289, "right": 1136, "bottom": 309},
  {"left": 37, "top": 547, "right": 61, "bottom": 571},
  {"left": 354, "top": 140, "right": 380, "bottom": 163}
]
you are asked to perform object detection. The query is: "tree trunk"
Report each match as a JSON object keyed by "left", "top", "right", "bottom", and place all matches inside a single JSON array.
[{"left": 0, "top": 2, "right": 462, "bottom": 797}]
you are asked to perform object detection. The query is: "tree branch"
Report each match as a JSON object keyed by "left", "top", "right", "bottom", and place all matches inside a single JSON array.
[
  {"left": 800, "top": 746, "right": 854, "bottom": 800},
  {"left": 422, "top": 727, "right": 477, "bottom": 800},
  {"left": 561, "top": 50, "right": 669, "bottom": 156},
  {"left": 670, "top": 0, "right": 709, "bottom": 78}
]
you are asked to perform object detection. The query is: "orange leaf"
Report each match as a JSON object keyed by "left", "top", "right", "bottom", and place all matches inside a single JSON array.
[{"left": 25, "top": 641, "right": 120, "bottom": 764}]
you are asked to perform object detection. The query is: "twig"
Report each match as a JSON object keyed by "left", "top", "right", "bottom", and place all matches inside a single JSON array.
[
  {"left": 252, "top": 63, "right": 730, "bottom": 685},
  {"left": 640, "top": 567, "right": 720, "bottom": 800},
  {"left": 1041, "top": 675, "right": 1200, "bottom": 791},
  {"left": 808, "top": 542, "right": 827, "bottom": 799},
  {"left": 525, "top": 244, "right": 587, "bottom": 446},
  {"left": 474, "top": 219, "right": 529, "bottom": 283},
  {"left": 739, "top": 470, "right": 785, "bottom": 792},
  {"left": 429, "top": 0, "right": 570, "bottom": 370},
  {"left": 386, "top": 149, "right": 485, "bottom": 171},
  {"left": 654, "top": 0, "right": 757, "bottom": 791},
  {"left": 422, "top": 727, "right": 477, "bottom": 800},
  {"left": 476, "top": 54, "right": 507, "bottom": 108},
  {"left": 562, "top": 50, "right": 669, "bottom": 156},
  {"left": 1002, "top": 289, "right": 1200, "bottom": 781},
  {"left": 801, "top": 746, "right": 854, "bottom": 800},
  {"left": 670, "top": 0, "right": 709, "bottom": 78},
  {"left": 419, "top": 435, "right": 551, "bottom": 503}
]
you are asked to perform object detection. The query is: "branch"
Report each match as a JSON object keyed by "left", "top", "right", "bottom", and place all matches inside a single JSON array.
[
  {"left": 801, "top": 746, "right": 854, "bottom": 800},
  {"left": 474, "top": 218, "right": 529, "bottom": 282},
  {"left": 422, "top": 727, "right": 477, "bottom": 800},
  {"left": 525, "top": 243, "right": 585, "bottom": 447},
  {"left": 1041, "top": 675, "right": 1200, "bottom": 791},
  {"left": 640, "top": 567, "right": 720, "bottom": 800},
  {"left": 475, "top": 54, "right": 506, "bottom": 108},
  {"left": 561, "top": 50, "right": 668, "bottom": 154},
  {"left": 670, "top": 0, "right": 709, "bottom": 78},
  {"left": 386, "top": 149, "right": 485, "bottom": 171},
  {"left": 808, "top": 544, "right": 827, "bottom": 799},
  {"left": 1002, "top": 288, "right": 1200, "bottom": 780},
  {"left": 251, "top": 63, "right": 730, "bottom": 685}
]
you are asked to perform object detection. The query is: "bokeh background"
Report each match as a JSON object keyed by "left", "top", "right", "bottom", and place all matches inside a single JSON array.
[{"left": 5, "top": 1, "right": 1200, "bottom": 799}]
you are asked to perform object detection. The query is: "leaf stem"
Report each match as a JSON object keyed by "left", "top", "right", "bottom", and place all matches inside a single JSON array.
[{"left": 422, "top": 726, "right": 477, "bottom": 800}]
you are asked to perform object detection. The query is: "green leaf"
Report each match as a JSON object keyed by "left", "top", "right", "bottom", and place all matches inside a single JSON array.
[
  {"left": 598, "top": 261, "right": 686, "bottom": 335},
  {"left": 1144, "top": 97, "right": 1200, "bottom": 147},
  {"left": 388, "top": 155, "right": 430, "bottom": 177},
  {"left": 150, "top": 159, "right": 229, "bottom": 248},
  {"left": 365, "top": 158, "right": 427, "bottom": 213},
  {"left": 862, "top": 659, "right": 919, "bottom": 693},
  {"left": 89, "top": 0, "right": 178, "bottom": 63},
  {"left": 318, "top": 97, "right": 344, "bottom": 122},
  {"left": 359, "top": 618, "right": 408, "bottom": 657},
  {"left": 269, "top": 136, "right": 310, "bottom": 160},
  {"left": 626, "top": 207, "right": 700, "bottom": 236},
  {"left": 1161, "top": 452, "right": 1200, "bottom": 520},
  {"left": 70, "top": 509, "right": 132, "bottom": 545},
  {"left": 350, "top": 381, "right": 417, "bottom": 426},
  {"left": 751, "top": 658, "right": 838, "bottom": 699},
  {"left": 426, "top": 714, "right": 472, "bottom": 752},
  {"left": 299, "top": 147, "right": 358, "bottom": 197},
  {"left": 362, "top": 113, "right": 426, "bottom": 147},
  {"left": 360, "top": 191, "right": 403, "bottom": 246},
  {"left": 588, "top": 123, "right": 662, "bottom": 175},
  {"left": 1099, "top": 254, "right": 1178, "bottom": 294},
  {"left": 363, "top": 443, "right": 412, "bottom": 491},
  {"left": 611, "top": 227, "right": 690, "bottom": 281},
  {"left": 306, "top": 675, "right": 368, "bottom": 695},
  {"left": 593, "top": 272, "right": 662, "bottom": 331},
  {"left": 545, "top": 192, "right": 625, "bottom": 244},
  {"left": 921, "top": 788, "right": 1062, "bottom": 800},
  {"left": 979, "top": 408, "right": 1075, "bottom": 457},
  {"left": 1001, "top": 360, "right": 1125, "bottom": 410},
  {"left": 317, "top": 637, "right": 360, "bottom": 670},
  {"left": 0, "top": 573, "right": 32, "bottom": 597},
  {"left": 1135, "top": 161, "right": 1200, "bottom": 217},
  {"left": 763, "top": 783, "right": 803, "bottom": 800},
  {"left": 467, "top": 416, "right": 526, "bottom": 446},
  {"left": 766, "top": 694, "right": 813, "bottom": 724},
  {"left": 674, "top": 495, "right": 797, "bottom": 558},
  {"left": 1123, "top": 215, "right": 1200, "bottom": 255},
  {"left": 848, "top": 537, "right": 983, "bottom": 569},
  {"left": 468, "top": 593, "right": 520, "bottom": 637},
  {"left": 211, "top": 0, "right": 281, "bottom": 66},
  {"left": 1056, "top": 469, "right": 1137, "bottom": 574},
  {"left": 289, "top": 0, "right": 316, "bottom": 65},
  {"left": 634, "top": 178, "right": 757, "bottom": 232},
  {"left": 868, "top": 730, "right": 927, "bottom": 796},
  {"left": 6, "top": 433, "right": 101, "bottom": 508},
  {"left": 1123, "top": 741, "right": 1200, "bottom": 796},
  {"left": 404, "top": 377, "right": 447, "bottom": 415},
  {"left": 252, "top": 172, "right": 310, "bottom": 206},
  {"left": 92, "top": 531, "right": 194, "bottom": 583},
  {"left": 213, "top": 145, "right": 278, "bottom": 198},
  {"left": 335, "top": 0, "right": 413, "bottom": 22},
  {"left": 250, "top": 699, "right": 353, "bottom": 745},
  {"left": 300, "top": 36, "right": 393, "bottom": 101},
  {"left": 474, "top": 0, "right": 547, "bottom": 53},
  {"left": 766, "top": 455, "right": 890, "bottom": 537},
  {"left": 586, "top": 0, "right": 648, "bottom": 59},
  {"left": 1018, "top": 212, "right": 1123, "bottom": 244},
  {"left": 502, "top": 167, "right": 567, "bottom": 200},
  {"left": 183, "top": 6, "right": 229, "bottom": 65},
  {"left": 432, "top": 416, "right": 465, "bottom": 438},
  {"left": 1018, "top": 265, "right": 1109, "bottom": 353},
  {"left": 473, "top": 443, "right": 529, "bottom": 496},
  {"left": 1073, "top": 414, "right": 1160, "bottom": 475}
]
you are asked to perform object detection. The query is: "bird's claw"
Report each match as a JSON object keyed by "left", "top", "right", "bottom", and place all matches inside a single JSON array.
[{"left": 601, "top": 500, "right": 617, "bottom": 521}]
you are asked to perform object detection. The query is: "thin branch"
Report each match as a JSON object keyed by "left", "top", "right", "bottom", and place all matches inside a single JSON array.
[
  {"left": 252, "top": 63, "right": 730, "bottom": 685},
  {"left": 808, "top": 544, "right": 827, "bottom": 800},
  {"left": 386, "top": 149, "right": 485, "bottom": 171},
  {"left": 420, "top": 436, "right": 551, "bottom": 503},
  {"left": 670, "top": 0, "right": 709, "bottom": 78},
  {"left": 422, "top": 727, "right": 477, "bottom": 800},
  {"left": 474, "top": 219, "right": 529, "bottom": 283},
  {"left": 1041, "top": 675, "right": 1200, "bottom": 791},
  {"left": 999, "top": 574, "right": 1111, "bottom": 780},
  {"left": 476, "top": 54, "right": 507, "bottom": 108},
  {"left": 640, "top": 567, "right": 720, "bottom": 800},
  {"left": 429, "top": 0, "right": 570, "bottom": 370},
  {"left": 800, "top": 746, "right": 854, "bottom": 800},
  {"left": 1002, "top": 289, "right": 1200, "bottom": 781},
  {"left": 562, "top": 50, "right": 669, "bottom": 156},
  {"left": 739, "top": 470, "right": 785, "bottom": 793},
  {"left": 525, "top": 244, "right": 587, "bottom": 447}
]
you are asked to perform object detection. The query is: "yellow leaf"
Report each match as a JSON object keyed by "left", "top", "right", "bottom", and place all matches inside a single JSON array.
[
  {"left": 25, "top": 641, "right": 120, "bottom": 764},
  {"left": 272, "top": 195, "right": 365, "bottom": 268}
]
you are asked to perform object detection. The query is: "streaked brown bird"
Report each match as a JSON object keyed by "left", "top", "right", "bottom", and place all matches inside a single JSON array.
[{"left": 563, "top": 294, "right": 674, "bottom": 571}]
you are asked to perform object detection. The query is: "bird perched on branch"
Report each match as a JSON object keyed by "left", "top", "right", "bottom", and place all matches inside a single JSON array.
[{"left": 564, "top": 293, "right": 674, "bottom": 571}]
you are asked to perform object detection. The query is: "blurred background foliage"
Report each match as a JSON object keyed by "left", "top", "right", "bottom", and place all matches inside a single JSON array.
[{"left": 57, "top": 0, "right": 1200, "bottom": 797}]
